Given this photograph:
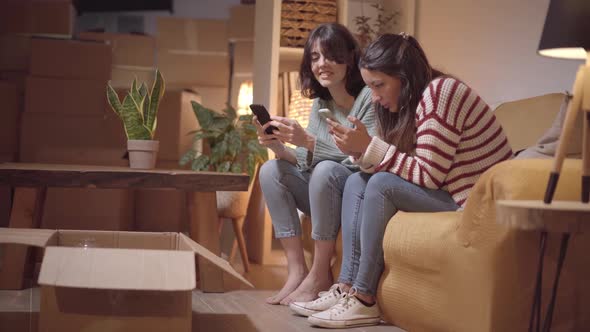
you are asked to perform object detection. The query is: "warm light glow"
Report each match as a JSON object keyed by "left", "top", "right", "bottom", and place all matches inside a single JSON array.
[
  {"left": 237, "top": 80, "right": 253, "bottom": 116},
  {"left": 539, "top": 48, "right": 588, "bottom": 60}
]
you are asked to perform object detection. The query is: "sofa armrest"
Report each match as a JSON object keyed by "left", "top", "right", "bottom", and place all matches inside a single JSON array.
[{"left": 458, "top": 158, "right": 581, "bottom": 245}]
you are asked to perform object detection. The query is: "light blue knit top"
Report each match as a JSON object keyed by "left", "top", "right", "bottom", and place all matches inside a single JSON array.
[{"left": 293, "top": 86, "right": 376, "bottom": 171}]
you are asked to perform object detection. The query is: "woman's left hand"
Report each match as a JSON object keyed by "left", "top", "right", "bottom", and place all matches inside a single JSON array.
[
  {"left": 268, "top": 115, "right": 314, "bottom": 150},
  {"left": 329, "top": 116, "right": 372, "bottom": 158}
]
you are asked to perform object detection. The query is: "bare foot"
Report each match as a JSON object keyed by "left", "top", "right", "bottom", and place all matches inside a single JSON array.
[
  {"left": 279, "top": 271, "right": 333, "bottom": 305},
  {"left": 266, "top": 269, "right": 307, "bottom": 305}
]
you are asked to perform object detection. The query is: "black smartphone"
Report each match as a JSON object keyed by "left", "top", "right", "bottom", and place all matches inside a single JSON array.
[{"left": 249, "top": 104, "right": 279, "bottom": 135}]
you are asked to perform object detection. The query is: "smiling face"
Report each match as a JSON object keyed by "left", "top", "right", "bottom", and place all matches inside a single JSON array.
[
  {"left": 361, "top": 68, "right": 402, "bottom": 112},
  {"left": 310, "top": 40, "right": 348, "bottom": 89}
]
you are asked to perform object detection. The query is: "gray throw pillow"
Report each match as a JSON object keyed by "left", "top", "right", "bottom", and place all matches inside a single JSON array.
[{"left": 515, "top": 93, "right": 582, "bottom": 159}]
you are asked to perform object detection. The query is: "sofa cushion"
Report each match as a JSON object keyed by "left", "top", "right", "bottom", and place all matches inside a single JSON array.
[{"left": 494, "top": 93, "right": 566, "bottom": 153}]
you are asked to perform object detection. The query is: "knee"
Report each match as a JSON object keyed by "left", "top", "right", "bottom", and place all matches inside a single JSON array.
[
  {"left": 365, "top": 172, "right": 403, "bottom": 197},
  {"left": 344, "top": 172, "right": 367, "bottom": 191},
  {"left": 259, "top": 159, "right": 285, "bottom": 186},
  {"left": 310, "top": 160, "right": 349, "bottom": 187}
]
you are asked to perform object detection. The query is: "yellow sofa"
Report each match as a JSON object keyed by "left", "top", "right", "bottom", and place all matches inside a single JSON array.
[
  {"left": 302, "top": 93, "right": 589, "bottom": 331},
  {"left": 377, "top": 94, "right": 590, "bottom": 332}
]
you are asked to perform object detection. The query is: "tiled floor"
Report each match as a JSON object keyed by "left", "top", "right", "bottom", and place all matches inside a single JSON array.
[
  {"left": 0, "top": 287, "right": 404, "bottom": 332},
  {"left": 0, "top": 257, "right": 406, "bottom": 331}
]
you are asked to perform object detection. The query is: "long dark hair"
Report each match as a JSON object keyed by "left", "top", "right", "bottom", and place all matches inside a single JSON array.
[
  {"left": 300, "top": 23, "right": 365, "bottom": 100},
  {"left": 359, "top": 34, "right": 444, "bottom": 153}
]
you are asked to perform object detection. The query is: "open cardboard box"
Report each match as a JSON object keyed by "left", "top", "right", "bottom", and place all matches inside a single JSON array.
[{"left": 0, "top": 228, "right": 253, "bottom": 332}]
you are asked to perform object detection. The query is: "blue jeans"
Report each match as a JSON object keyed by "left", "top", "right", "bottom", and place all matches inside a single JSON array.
[
  {"left": 338, "top": 172, "right": 459, "bottom": 296},
  {"left": 259, "top": 159, "right": 353, "bottom": 240}
]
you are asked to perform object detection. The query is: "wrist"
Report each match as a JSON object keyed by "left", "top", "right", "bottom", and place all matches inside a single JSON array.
[{"left": 305, "top": 133, "right": 316, "bottom": 152}]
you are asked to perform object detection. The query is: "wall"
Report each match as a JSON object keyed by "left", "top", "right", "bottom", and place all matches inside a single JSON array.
[{"left": 415, "top": 0, "right": 582, "bottom": 107}]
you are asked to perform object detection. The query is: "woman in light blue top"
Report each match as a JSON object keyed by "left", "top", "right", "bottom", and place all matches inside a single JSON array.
[{"left": 254, "top": 23, "right": 375, "bottom": 305}]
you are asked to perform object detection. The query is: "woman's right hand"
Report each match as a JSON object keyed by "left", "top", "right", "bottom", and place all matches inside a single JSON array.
[{"left": 253, "top": 116, "right": 285, "bottom": 153}]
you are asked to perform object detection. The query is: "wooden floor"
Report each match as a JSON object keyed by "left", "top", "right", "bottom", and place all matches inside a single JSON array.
[{"left": 0, "top": 257, "right": 406, "bottom": 332}]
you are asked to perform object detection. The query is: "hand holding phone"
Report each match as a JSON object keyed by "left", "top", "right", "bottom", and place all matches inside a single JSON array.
[
  {"left": 318, "top": 108, "right": 342, "bottom": 125},
  {"left": 249, "top": 104, "right": 279, "bottom": 135}
]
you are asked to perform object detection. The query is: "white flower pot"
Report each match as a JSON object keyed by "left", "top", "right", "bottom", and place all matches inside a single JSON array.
[{"left": 127, "top": 140, "right": 159, "bottom": 169}]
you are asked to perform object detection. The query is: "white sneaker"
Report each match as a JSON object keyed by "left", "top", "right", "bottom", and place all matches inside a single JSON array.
[
  {"left": 307, "top": 289, "right": 381, "bottom": 328},
  {"left": 289, "top": 284, "right": 343, "bottom": 317}
]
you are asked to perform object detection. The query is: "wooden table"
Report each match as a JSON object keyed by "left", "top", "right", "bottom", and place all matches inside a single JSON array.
[
  {"left": 496, "top": 200, "right": 590, "bottom": 332},
  {"left": 0, "top": 162, "right": 249, "bottom": 292}
]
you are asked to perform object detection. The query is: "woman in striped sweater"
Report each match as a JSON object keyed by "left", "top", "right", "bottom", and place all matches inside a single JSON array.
[
  {"left": 301, "top": 33, "right": 512, "bottom": 328},
  {"left": 254, "top": 23, "right": 376, "bottom": 306}
]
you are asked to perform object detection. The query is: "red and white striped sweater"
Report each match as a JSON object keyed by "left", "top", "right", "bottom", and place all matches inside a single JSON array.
[{"left": 356, "top": 77, "right": 512, "bottom": 207}]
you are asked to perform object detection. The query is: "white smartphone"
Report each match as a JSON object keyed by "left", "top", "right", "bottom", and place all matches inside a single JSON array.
[{"left": 318, "top": 108, "right": 342, "bottom": 125}]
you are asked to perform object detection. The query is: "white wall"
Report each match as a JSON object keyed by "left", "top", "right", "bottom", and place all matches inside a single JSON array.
[{"left": 415, "top": 0, "right": 582, "bottom": 107}]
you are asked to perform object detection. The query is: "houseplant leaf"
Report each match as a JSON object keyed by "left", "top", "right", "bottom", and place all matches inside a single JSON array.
[
  {"left": 217, "top": 161, "right": 231, "bottom": 173},
  {"left": 106, "top": 84, "right": 122, "bottom": 116},
  {"left": 146, "top": 69, "right": 165, "bottom": 135},
  {"left": 191, "top": 101, "right": 214, "bottom": 129},
  {"left": 179, "top": 149, "right": 196, "bottom": 166},
  {"left": 139, "top": 82, "right": 150, "bottom": 121},
  {"left": 191, "top": 154, "right": 209, "bottom": 171},
  {"left": 230, "top": 162, "right": 242, "bottom": 174},
  {"left": 120, "top": 93, "right": 151, "bottom": 140}
]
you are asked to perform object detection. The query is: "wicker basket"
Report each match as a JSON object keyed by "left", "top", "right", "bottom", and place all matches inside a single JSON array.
[{"left": 281, "top": 0, "right": 338, "bottom": 48}]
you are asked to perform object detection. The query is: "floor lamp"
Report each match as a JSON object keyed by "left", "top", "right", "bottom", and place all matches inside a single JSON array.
[{"left": 496, "top": 1, "right": 590, "bottom": 332}]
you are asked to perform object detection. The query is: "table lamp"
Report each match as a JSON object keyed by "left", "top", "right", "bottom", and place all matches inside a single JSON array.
[{"left": 538, "top": 0, "right": 590, "bottom": 203}]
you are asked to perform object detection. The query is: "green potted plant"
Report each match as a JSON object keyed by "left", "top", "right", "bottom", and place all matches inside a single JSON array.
[
  {"left": 180, "top": 101, "right": 268, "bottom": 180},
  {"left": 180, "top": 101, "right": 268, "bottom": 219},
  {"left": 106, "top": 69, "right": 165, "bottom": 169}
]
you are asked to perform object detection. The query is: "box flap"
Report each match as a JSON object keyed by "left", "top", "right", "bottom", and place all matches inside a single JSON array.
[
  {"left": 0, "top": 228, "right": 57, "bottom": 247},
  {"left": 38, "top": 247, "right": 196, "bottom": 291},
  {"left": 178, "top": 233, "right": 253, "bottom": 288}
]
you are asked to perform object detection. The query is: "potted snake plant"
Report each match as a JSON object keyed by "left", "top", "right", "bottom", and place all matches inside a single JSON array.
[{"left": 106, "top": 69, "right": 165, "bottom": 169}]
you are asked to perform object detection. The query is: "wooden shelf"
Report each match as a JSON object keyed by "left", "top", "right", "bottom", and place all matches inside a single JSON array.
[{"left": 278, "top": 47, "right": 303, "bottom": 73}]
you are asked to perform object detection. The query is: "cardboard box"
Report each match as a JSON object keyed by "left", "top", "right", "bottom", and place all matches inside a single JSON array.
[
  {"left": 0, "top": 153, "right": 15, "bottom": 228},
  {"left": 0, "top": 34, "right": 31, "bottom": 71},
  {"left": 165, "top": 85, "right": 228, "bottom": 112},
  {"left": 157, "top": 50, "right": 229, "bottom": 88},
  {"left": 228, "top": 5, "right": 255, "bottom": 40},
  {"left": 19, "top": 113, "right": 126, "bottom": 161},
  {"left": 156, "top": 17, "right": 228, "bottom": 52},
  {"left": 78, "top": 32, "right": 156, "bottom": 67},
  {"left": 233, "top": 40, "right": 253, "bottom": 73},
  {"left": 30, "top": 38, "right": 112, "bottom": 81},
  {"left": 41, "top": 188, "right": 135, "bottom": 231},
  {"left": 0, "top": 71, "right": 28, "bottom": 96},
  {"left": 109, "top": 65, "right": 155, "bottom": 88},
  {"left": 0, "top": 82, "right": 20, "bottom": 153},
  {"left": 134, "top": 188, "right": 187, "bottom": 233},
  {"left": 0, "top": 228, "right": 252, "bottom": 332},
  {"left": 24, "top": 77, "right": 108, "bottom": 115},
  {"left": 155, "top": 89, "right": 201, "bottom": 160},
  {"left": 0, "top": 1, "right": 74, "bottom": 37}
]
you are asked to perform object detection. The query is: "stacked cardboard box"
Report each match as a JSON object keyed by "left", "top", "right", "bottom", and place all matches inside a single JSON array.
[
  {"left": 0, "top": 0, "right": 75, "bottom": 38},
  {"left": 0, "top": 0, "right": 75, "bottom": 228},
  {"left": 133, "top": 17, "right": 231, "bottom": 233},
  {"left": 157, "top": 17, "right": 229, "bottom": 91},
  {"left": 133, "top": 91, "right": 201, "bottom": 233},
  {"left": 16, "top": 37, "right": 136, "bottom": 231},
  {"left": 78, "top": 32, "right": 157, "bottom": 88}
]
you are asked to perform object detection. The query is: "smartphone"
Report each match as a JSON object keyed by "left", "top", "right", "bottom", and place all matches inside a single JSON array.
[
  {"left": 318, "top": 108, "right": 342, "bottom": 125},
  {"left": 249, "top": 104, "right": 279, "bottom": 135}
]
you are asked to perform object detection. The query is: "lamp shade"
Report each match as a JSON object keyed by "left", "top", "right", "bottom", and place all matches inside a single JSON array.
[{"left": 538, "top": 0, "right": 590, "bottom": 59}]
